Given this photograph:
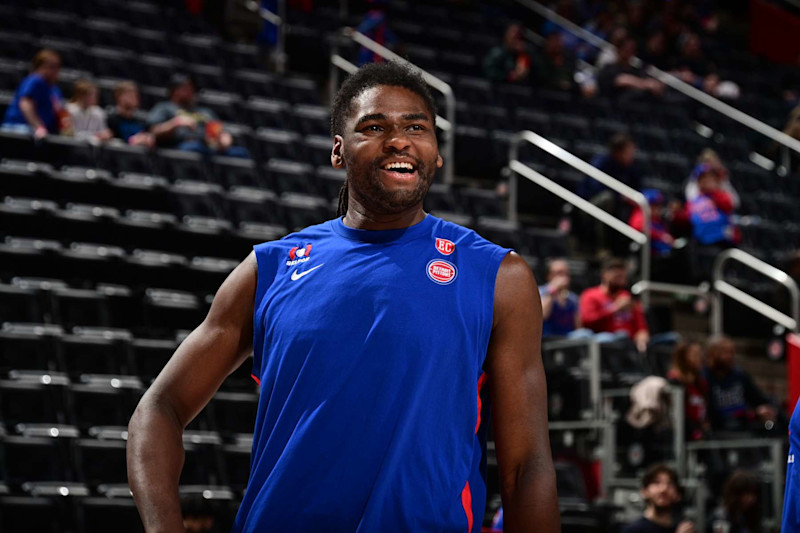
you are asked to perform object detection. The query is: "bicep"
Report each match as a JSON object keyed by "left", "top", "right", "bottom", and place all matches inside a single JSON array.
[
  {"left": 146, "top": 252, "right": 258, "bottom": 427},
  {"left": 487, "top": 254, "right": 551, "bottom": 476}
]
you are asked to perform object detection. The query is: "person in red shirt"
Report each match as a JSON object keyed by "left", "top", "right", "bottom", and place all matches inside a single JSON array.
[{"left": 579, "top": 258, "right": 649, "bottom": 352}]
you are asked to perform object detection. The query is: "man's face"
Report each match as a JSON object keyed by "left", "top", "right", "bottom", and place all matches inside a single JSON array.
[
  {"left": 642, "top": 472, "right": 681, "bottom": 512},
  {"left": 602, "top": 266, "right": 628, "bottom": 291},
  {"left": 547, "top": 260, "right": 570, "bottom": 286},
  {"left": 172, "top": 82, "right": 196, "bottom": 107},
  {"left": 504, "top": 24, "right": 525, "bottom": 52},
  {"left": 697, "top": 172, "right": 718, "bottom": 194},
  {"left": 709, "top": 340, "right": 735, "bottom": 372},
  {"left": 615, "top": 142, "right": 636, "bottom": 167},
  {"left": 117, "top": 88, "right": 140, "bottom": 110},
  {"left": 332, "top": 85, "right": 442, "bottom": 215},
  {"left": 40, "top": 58, "right": 61, "bottom": 85}
]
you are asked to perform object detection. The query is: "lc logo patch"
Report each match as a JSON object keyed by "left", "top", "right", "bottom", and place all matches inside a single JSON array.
[
  {"left": 435, "top": 238, "right": 455, "bottom": 255},
  {"left": 426, "top": 259, "right": 458, "bottom": 285}
]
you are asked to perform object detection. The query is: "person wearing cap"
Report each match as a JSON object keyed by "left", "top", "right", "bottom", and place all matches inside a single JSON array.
[
  {"left": 629, "top": 189, "right": 675, "bottom": 257},
  {"left": 147, "top": 73, "right": 248, "bottom": 157},
  {"left": 579, "top": 258, "right": 650, "bottom": 352}
]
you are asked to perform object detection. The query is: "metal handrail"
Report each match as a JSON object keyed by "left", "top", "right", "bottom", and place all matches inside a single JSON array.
[
  {"left": 248, "top": 0, "right": 287, "bottom": 74},
  {"left": 329, "top": 28, "right": 456, "bottom": 184},
  {"left": 512, "top": 0, "right": 800, "bottom": 158},
  {"left": 711, "top": 248, "right": 800, "bottom": 334},
  {"left": 508, "top": 130, "right": 651, "bottom": 303},
  {"left": 542, "top": 337, "right": 601, "bottom": 418},
  {"left": 632, "top": 280, "right": 710, "bottom": 298}
]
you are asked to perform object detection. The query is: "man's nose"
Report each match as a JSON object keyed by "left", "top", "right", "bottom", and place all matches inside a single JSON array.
[{"left": 384, "top": 127, "right": 411, "bottom": 152}]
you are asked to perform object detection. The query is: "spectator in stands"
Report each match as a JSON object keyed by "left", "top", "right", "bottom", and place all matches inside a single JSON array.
[
  {"left": 640, "top": 30, "right": 669, "bottom": 70},
  {"left": 355, "top": 0, "right": 398, "bottom": 67},
  {"left": 579, "top": 134, "right": 644, "bottom": 247},
  {"left": 597, "top": 37, "right": 664, "bottom": 101},
  {"left": 532, "top": 32, "right": 576, "bottom": 93},
  {"left": 107, "top": 81, "right": 154, "bottom": 148},
  {"left": 483, "top": 23, "right": 532, "bottom": 83},
  {"left": 687, "top": 163, "right": 740, "bottom": 247},
  {"left": 579, "top": 258, "right": 650, "bottom": 352},
  {"left": 539, "top": 258, "right": 581, "bottom": 338},
  {"left": 629, "top": 189, "right": 676, "bottom": 257},
  {"left": 685, "top": 149, "right": 739, "bottom": 209},
  {"left": 65, "top": 79, "right": 112, "bottom": 142},
  {"left": 711, "top": 471, "right": 763, "bottom": 533},
  {"left": 667, "top": 341, "right": 710, "bottom": 441},
  {"left": 670, "top": 33, "right": 740, "bottom": 99},
  {"left": 594, "top": 26, "right": 627, "bottom": 70},
  {"left": 704, "top": 335, "right": 777, "bottom": 433},
  {"left": 781, "top": 106, "right": 800, "bottom": 172},
  {"left": 621, "top": 464, "right": 694, "bottom": 533},
  {"left": 628, "top": 189, "right": 691, "bottom": 283},
  {"left": 148, "top": 73, "right": 248, "bottom": 157},
  {"left": 1, "top": 49, "right": 64, "bottom": 139}
]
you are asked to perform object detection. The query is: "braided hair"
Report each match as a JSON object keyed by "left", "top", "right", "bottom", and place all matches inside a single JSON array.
[{"left": 330, "top": 62, "right": 437, "bottom": 217}]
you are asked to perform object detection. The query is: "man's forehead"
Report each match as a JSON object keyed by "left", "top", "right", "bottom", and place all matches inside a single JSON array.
[{"left": 349, "top": 85, "right": 430, "bottom": 120}]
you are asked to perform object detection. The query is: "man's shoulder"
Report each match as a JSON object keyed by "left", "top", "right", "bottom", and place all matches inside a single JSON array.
[
  {"left": 253, "top": 220, "right": 334, "bottom": 255},
  {"left": 431, "top": 215, "right": 512, "bottom": 261},
  {"left": 581, "top": 285, "right": 603, "bottom": 298}
]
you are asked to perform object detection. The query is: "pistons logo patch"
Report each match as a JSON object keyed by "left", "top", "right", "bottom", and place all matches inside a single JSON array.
[
  {"left": 435, "top": 238, "right": 455, "bottom": 255},
  {"left": 426, "top": 259, "right": 458, "bottom": 285}
]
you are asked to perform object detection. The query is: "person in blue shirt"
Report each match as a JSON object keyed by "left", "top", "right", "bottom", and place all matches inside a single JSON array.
[
  {"left": 128, "top": 62, "right": 559, "bottom": 532},
  {"left": 355, "top": 0, "right": 398, "bottom": 66},
  {"left": 539, "top": 258, "right": 581, "bottom": 338},
  {"left": 703, "top": 335, "right": 776, "bottom": 433},
  {"left": 2, "top": 49, "right": 63, "bottom": 138}
]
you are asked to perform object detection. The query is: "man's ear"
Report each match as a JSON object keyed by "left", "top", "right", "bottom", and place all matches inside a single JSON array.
[
  {"left": 436, "top": 153, "right": 443, "bottom": 169},
  {"left": 331, "top": 135, "right": 345, "bottom": 169}
]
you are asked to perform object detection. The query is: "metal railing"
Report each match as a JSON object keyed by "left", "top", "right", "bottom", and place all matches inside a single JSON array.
[
  {"left": 512, "top": 0, "right": 800, "bottom": 160},
  {"left": 711, "top": 248, "right": 800, "bottom": 335},
  {"left": 508, "top": 130, "right": 651, "bottom": 303},
  {"left": 687, "top": 438, "right": 785, "bottom": 532},
  {"left": 542, "top": 337, "right": 602, "bottom": 418},
  {"left": 329, "top": 28, "right": 456, "bottom": 184},
  {"left": 248, "top": 0, "right": 287, "bottom": 73}
]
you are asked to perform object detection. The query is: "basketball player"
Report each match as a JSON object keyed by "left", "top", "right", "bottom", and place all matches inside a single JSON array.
[
  {"left": 127, "top": 62, "right": 558, "bottom": 532},
  {"left": 783, "top": 400, "right": 800, "bottom": 530}
]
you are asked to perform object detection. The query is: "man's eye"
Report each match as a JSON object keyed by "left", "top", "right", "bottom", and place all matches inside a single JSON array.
[
  {"left": 409, "top": 124, "right": 424, "bottom": 131},
  {"left": 365, "top": 125, "right": 382, "bottom": 132}
]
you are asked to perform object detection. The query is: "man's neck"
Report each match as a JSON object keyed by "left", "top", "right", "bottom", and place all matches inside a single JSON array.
[
  {"left": 342, "top": 201, "right": 426, "bottom": 231},
  {"left": 644, "top": 506, "right": 673, "bottom": 528}
]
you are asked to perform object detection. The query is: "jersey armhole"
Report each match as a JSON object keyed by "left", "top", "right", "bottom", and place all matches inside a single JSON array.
[{"left": 481, "top": 247, "right": 513, "bottom": 371}]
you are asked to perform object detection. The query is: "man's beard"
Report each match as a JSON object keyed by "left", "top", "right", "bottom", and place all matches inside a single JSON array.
[{"left": 345, "top": 153, "right": 435, "bottom": 215}]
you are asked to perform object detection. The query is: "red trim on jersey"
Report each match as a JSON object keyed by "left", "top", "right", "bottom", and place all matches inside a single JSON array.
[
  {"left": 475, "top": 372, "right": 487, "bottom": 434},
  {"left": 289, "top": 247, "right": 298, "bottom": 260},
  {"left": 251, "top": 374, "right": 261, "bottom": 386},
  {"left": 305, "top": 244, "right": 312, "bottom": 256},
  {"left": 461, "top": 481, "right": 473, "bottom": 532}
]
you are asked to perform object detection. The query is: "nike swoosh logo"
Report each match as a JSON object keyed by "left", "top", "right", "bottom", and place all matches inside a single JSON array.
[{"left": 290, "top": 264, "right": 324, "bottom": 281}]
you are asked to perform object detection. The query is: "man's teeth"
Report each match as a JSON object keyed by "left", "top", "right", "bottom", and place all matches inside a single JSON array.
[{"left": 384, "top": 162, "right": 414, "bottom": 170}]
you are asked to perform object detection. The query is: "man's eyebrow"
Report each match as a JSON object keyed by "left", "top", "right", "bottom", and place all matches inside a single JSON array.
[
  {"left": 402, "top": 113, "right": 430, "bottom": 122},
  {"left": 355, "top": 113, "right": 387, "bottom": 126}
]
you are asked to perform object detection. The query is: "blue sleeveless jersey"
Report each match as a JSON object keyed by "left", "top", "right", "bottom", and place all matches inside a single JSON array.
[
  {"left": 783, "top": 400, "right": 800, "bottom": 530},
  {"left": 232, "top": 214, "right": 511, "bottom": 532}
]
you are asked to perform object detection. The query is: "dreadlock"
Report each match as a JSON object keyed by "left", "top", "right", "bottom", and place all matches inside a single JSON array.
[{"left": 330, "top": 62, "right": 437, "bottom": 217}]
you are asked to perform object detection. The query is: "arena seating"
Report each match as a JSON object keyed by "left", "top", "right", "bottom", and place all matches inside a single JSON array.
[{"left": 0, "top": 0, "right": 794, "bottom": 530}]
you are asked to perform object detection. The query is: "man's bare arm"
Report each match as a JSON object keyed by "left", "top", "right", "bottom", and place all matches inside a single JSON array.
[
  {"left": 487, "top": 252, "right": 559, "bottom": 533},
  {"left": 127, "top": 253, "right": 257, "bottom": 532}
]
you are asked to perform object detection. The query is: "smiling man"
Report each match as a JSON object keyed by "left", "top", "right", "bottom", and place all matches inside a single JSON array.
[{"left": 127, "top": 62, "right": 557, "bottom": 532}]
